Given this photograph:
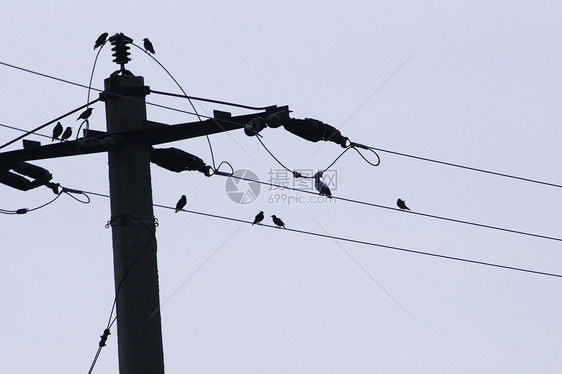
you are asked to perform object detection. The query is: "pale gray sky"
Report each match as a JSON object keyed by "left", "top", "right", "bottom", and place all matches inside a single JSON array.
[{"left": 2, "top": 1, "right": 562, "bottom": 373}]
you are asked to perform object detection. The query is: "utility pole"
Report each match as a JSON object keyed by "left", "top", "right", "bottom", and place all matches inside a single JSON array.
[
  {"left": 105, "top": 71, "right": 164, "bottom": 373},
  {"left": 0, "top": 32, "right": 291, "bottom": 374}
]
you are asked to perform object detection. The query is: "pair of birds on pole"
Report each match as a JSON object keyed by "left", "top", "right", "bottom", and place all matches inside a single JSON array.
[
  {"left": 252, "top": 211, "right": 286, "bottom": 228},
  {"left": 51, "top": 122, "right": 72, "bottom": 142},
  {"left": 93, "top": 32, "right": 155, "bottom": 54},
  {"left": 52, "top": 107, "right": 95, "bottom": 142}
]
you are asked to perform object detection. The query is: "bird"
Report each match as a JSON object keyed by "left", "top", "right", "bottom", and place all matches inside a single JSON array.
[
  {"left": 93, "top": 32, "right": 108, "bottom": 50},
  {"left": 77, "top": 108, "right": 93, "bottom": 121},
  {"left": 175, "top": 195, "right": 187, "bottom": 213},
  {"left": 314, "top": 172, "right": 332, "bottom": 198},
  {"left": 397, "top": 198, "right": 410, "bottom": 211},
  {"left": 60, "top": 127, "right": 73, "bottom": 142},
  {"left": 143, "top": 38, "right": 155, "bottom": 54},
  {"left": 252, "top": 211, "right": 264, "bottom": 225},
  {"left": 52, "top": 122, "right": 63, "bottom": 141},
  {"left": 271, "top": 215, "right": 286, "bottom": 228}
]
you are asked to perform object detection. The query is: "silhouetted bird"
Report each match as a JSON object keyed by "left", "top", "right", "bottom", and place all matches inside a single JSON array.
[
  {"left": 397, "top": 198, "right": 410, "bottom": 211},
  {"left": 52, "top": 122, "right": 63, "bottom": 141},
  {"left": 60, "top": 127, "right": 73, "bottom": 142},
  {"left": 175, "top": 195, "right": 187, "bottom": 213},
  {"left": 94, "top": 32, "right": 108, "bottom": 50},
  {"left": 314, "top": 172, "right": 332, "bottom": 198},
  {"left": 77, "top": 108, "right": 93, "bottom": 121},
  {"left": 143, "top": 38, "right": 155, "bottom": 54},
  {"left": 271, "top": 215, "right": 286, "bottom": 228},
  {"left": 252, "top": 211, "right": 264, "bottom": 225}
]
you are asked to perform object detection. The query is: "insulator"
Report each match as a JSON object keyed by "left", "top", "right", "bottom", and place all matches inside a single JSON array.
[
  {"left": 0, "top": 162, "right": 53, "bottom": 191},
  {"left": 150, "top": 147, "right": 210, "bottom": 175},
  {"left": 283, "top": 118, "right": 349, "bottom": 148},
  {"left": 109, "top": 33, "right": 133, "bottom": 67},
  {"left": 244, "top": 117, "right": 266, "bottom": 136},
  {"left": 265, "top": 111, "right": 289, "bottom": 128}
]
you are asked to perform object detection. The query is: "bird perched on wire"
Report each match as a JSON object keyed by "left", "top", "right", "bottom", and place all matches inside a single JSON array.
[
  {"left": 77, "top": 108, "right": 93, "bottom": 121},
  {"left": 60, "top": 127, "right": 73, "bottom": 142},
  {"left": 93, "top": 32, "right": 108, "bottom": 50},
  {"left": 175, "top": 195, "right": 187, "bottom": 213},
  {"left": 52, "top": 122, "right": 63, "bottom": 142},
  {"left": 252, "top": 211, "right": 264, "bottom": 225},
  {"left": 143, "top": 38, "right": 155, "bottom": 54},
  {"left": 271, "top": 215, "right": 286, "bottom": 228},
  {"left": 397, "top": 198, "right": 410, "bottom": 211},
  {"left": 314, "top": 171, "right": 332, "bottom": 198}
]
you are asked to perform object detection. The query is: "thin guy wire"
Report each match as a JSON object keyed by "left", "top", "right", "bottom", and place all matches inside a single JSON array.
[
  {"left": 307, "top": 213, "right": 416, "bottom": 321},
  {"left": 305, "top": 54, "right": 414, "bottom": 161}
]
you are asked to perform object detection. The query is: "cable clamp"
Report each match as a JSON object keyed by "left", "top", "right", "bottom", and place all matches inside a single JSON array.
[{"left": 105, "top": 214, "right": 158, "bottom": 228}]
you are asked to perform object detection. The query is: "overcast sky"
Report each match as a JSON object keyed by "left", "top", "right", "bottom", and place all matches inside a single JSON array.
[{"left": 2, "top": 1, "right": 562, "bottom": 373}]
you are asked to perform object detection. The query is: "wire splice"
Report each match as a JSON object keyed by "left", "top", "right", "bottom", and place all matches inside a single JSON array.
[{"left": 99, "top": 328, "right": 111, "bottom": 347}]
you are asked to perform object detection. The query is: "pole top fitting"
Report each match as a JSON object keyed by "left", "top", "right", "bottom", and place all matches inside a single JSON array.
[{"left": 109, "top": 33, "right": 134, "bottom": 76}]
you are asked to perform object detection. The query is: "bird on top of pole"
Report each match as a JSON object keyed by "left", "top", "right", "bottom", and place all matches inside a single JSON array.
[
  {"left": 94, "top": 32, "right": 108, "bottom": 50},
  {"left": 60, "top": 127, "right": 73, "bottom": 142},
  {"left": 143, "top": 38, "right": 155, "bottom": 54},
  {"left": 51, "top": 122, "right": 63, "bottom": 142}
]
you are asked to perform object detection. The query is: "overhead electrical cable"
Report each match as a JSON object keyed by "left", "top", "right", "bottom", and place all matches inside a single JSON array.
[
  {"left": 217, "top": 173, "right": 562, "bottom": 243},
  {"left": 79, "top": 188, "right": 562, "bottom": 279},
  {"left": 1, "top": 60, "right": 560, "bottom": 189}
]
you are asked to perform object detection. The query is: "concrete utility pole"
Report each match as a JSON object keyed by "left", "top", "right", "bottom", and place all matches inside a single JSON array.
[
  {"left": 0, "top": 32, "right": 290, "bottom": 374},
  {"left": 105, "top": 72, "right": 165, "bottom": 374}
]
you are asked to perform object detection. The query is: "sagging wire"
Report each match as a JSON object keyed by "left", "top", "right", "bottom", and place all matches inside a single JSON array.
[
  {"left": 89, "top": 214, "right": 158, "bottom": 374},
  {"left": 255, "top": 135, "right": 381, "bottom": 179},
  {"left": 81, "top": 35, "right": 108, "bottom": 141},
  {"left": 0, "top": 182, "right": 90, "bottom": 215},
  {"left": 131, "top": 42, "right": 218, "bottom": 170}
]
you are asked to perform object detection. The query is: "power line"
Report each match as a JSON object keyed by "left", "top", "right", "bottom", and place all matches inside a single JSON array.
[
  {"left": 370, "top": 146, "right": 562, "bottom": 189},
  {"left": 130, "top": 42, "right": 218, "bottom": 169},
  {"left": 3, "top": 60, "right": 561, "bottom": 190},
  {"left": 0, "top": 99, "right": 101, "bottom": 150},
  {"left": 0, "top": 123, "right": 51, "bottom": 139},
  {"left": 150, "top": 89, "right": 277, "bottom": 111},
  {"left": 218, "top": 173, "right": 562, "bottom": 243},
  {"left": 80, "top": 188, "right": 562, "bottom": 279}
]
